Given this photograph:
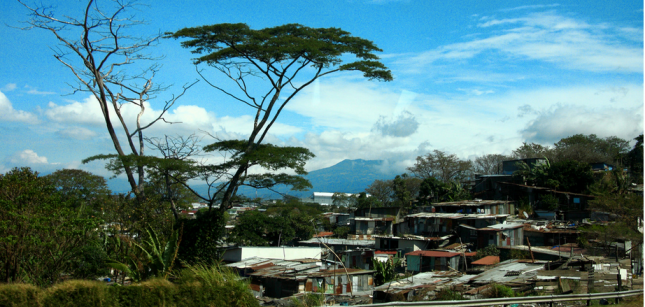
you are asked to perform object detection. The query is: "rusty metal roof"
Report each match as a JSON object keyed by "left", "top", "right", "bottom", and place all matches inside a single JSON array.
[{"left": 471, "top": 256, "right": 500, "bottom": 266}]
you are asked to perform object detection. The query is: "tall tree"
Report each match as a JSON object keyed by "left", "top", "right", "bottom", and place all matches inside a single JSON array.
[
  {"left": 407, "top": 150, "right": 473, "bottom": 182},
  {"left": 473, "top": 154, "right": 509, "bottom": 175},
  {"left": 45, "top": 169, "right": 110, "bottom": 212},
  {"left": 366, "top": 179, "right": 395, "bottom": 207},
  {"left": 511, "top": 142, "right": 553, "bottom": 160},
  {"left": 0, "top": 168, "right": 100, "bottom": 285},
  {"left": 21, "top": 0, "right": 197, "bottom": 200},
  {"left": 627, "top": 134, "right": 643, "bottom": 183},
  {"left": 553, "top": 134, "right": 630, "bottom": 164},
  {"left": 392, "top": 174, "right": 422, "bottom": 207},
  {"left": 170, "top": 23, "right": 392, "bottom": 211}
]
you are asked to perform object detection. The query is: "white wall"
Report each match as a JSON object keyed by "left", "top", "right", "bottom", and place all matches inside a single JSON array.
[{"left": 223, "top": 246, "right": 324, "bottom": 262}]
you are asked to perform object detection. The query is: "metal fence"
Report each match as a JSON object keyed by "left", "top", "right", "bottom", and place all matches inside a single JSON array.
[{"left": 355, "top": 289, "right": 643, "bottom": 307}]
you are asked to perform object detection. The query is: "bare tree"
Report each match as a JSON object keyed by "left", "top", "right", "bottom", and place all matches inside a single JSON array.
[
  {"left": 473, "top": 154, "right": 510, "bottom": 175},
  {"left": 19, "top": 0, "right": 197, "bottom": 199},
  {"left": 407, "top": 150, "right": 473, "bottom": 182}
]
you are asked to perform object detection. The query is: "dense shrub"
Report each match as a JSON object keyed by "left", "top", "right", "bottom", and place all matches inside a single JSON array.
[
  {"left": 482, "top": 283, "right": 517, "bottom": 298},
  {"left": 0, "top": 283, "right": 40, "bottom": 307},
  {"left": 0, "top": 265, "right": 259, "bottom": 307},
  {"left": 434, "top": 286, "right": 465, "bottom": 301}
]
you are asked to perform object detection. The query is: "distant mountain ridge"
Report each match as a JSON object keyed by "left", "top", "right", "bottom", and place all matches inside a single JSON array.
[
  {"left": 241, "top": 159, "right": 400, "bottom": 199},
  {"left": 107, "top": 159, "right": 401, "bottom": 199}
]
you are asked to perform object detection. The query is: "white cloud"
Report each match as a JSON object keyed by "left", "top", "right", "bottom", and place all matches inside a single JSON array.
[
  {"left": 521, "top": 104, "right": 643, "bottom": 144},
  {"left": 286, "top": 76, "right": 405, "bottom": 132},
  {"left": 45, "top": 95, "right": 303, "bottom": 139},
  {"left": 5, "top": 149, "right": 48, "bottom": 164},
  {"left": 0, "top": 91, "right": 39, "bottom": 124},
  {"left": 56, "top": 127, "right": 98, "bottom": 140},
  {"left": 399, "top": 11, "right": 643, "bottom": 73},
  {"left": 24, "top": 85, "right": 56, "bottom": 95},
  {"left": 2, "top": 84, "right": 16, "bottom": 92},
  {"left": 45, "top": 97, "right": 106, "bottom": 126},
  {"left": 372, "top": 111, "right": 419, "bottom": 137},
  {"left": 499, "top": 4, "right": 560, "bottom": 12}
]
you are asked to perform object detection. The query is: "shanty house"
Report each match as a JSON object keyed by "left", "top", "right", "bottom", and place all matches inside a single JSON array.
[
  {"left": 476, "top": 223, "right": 524, "bottom": 249},
  {"left": 405, "top": 250, "right": 461, "bottom": 272},
  {"left": 375, "top": 235, "right": 452, "bottom": 255},
  {"left": 353, "top": 217, "right": 394, "bottom": 235}
]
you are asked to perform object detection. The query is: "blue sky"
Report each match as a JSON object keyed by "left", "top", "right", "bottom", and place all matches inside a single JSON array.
[{"left": 0, "top": 0, "right": 642, "bottom": 180}]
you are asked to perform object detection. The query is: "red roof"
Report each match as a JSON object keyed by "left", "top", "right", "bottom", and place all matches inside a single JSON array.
[
  {"left": 464, "top": 252, "right": 477, "bottom": 257},
  {"left": 313, "top": 231, "right": 334, "bottom": 238},
  {"left": 405, "top": 250, "right": 461, "bottom": 258},
  {"left": 471, "top": 256, "right": 500, "bottom": 266}
]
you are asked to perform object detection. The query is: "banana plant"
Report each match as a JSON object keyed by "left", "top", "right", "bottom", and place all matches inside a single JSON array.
[{"left": 106, "top": 225, "right": 182, "bottom": 282}]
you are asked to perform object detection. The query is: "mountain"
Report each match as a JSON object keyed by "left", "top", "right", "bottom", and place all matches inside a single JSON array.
[
  {"left": 107, "top": 159, "right": 402, "bottom": 199},
  {"left": 238, "top": 159, "right": 401, "bottom": 199}
]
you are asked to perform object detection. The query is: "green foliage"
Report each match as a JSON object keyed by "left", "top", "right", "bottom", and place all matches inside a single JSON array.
[
  {"left": 419, "top": 177, "right": 472, "bottom": 204},
  {"left": 474, "top": 245, "right": 500, "bottom": 260},
  {"left": 587, "top": 193, "right": 643, "bottom": 242},
  {"left": 41, "top": 280, "right": 112, "bottom": 307},
  {"left": 106, "top": 225, "right": 181, "bottom": 282},
  {"left": 333, "top": 226, "right": 350, "bottom": 239},
  {"left": 170, "top": 23, "right": 391, "bottom": 210},
  {"left": 512, "top": 142, "right": 553, "bottom": 160},
  {"left": 173, "top": 263, "right": 259, "bottom": 307},
  {"left": 170, "top": 23, "right": 392, "bottom": 81},
  {"left": 70, "top": 240, "right": 110, "bottom": 280},
  {"left": 542, "top": 160, "right": 594, "bottom": 193},
  {"left": 372, "top": 258, "right": 400, "bottom": 286},
  {"left": 230, "top": 201, "right": 318, "bottom": 246},
  {"left": 434, "top": 286, "right": 466, "bottom": 301},
  {"left": 392, "top": 174, "right": 422, "bottom": 208},
  {"left": 365, "top": 179, "right": 394, "bottom": 207},
  {"left": 627, "top": 134, "right": 643, "bottom": 183},
  {"left": 513, "top": 158, "right": 594, "bottom": 194},
  {"left": 0, "top": 264, "right": 259, "bottom": 307},
  {"left": 509, "top": 249, "right": 530, "bottom": 260},
  {"left": 177, "top": 210, "right": 227, "bottom": 265},
  {"left": 554, "top": 134, "right": 630, "bottom": 164},
  {"left": 45, "top": 169, "right": 111, "bottom": 213},
  {"left": 0, "top": 167, "right": 101, "bottom": 286},
  {"left": 290, "top": 292, "right": 325, "bottom": 307},
  {"left": 0, "top": 283, "right": 40, "bottom": 307},
  {"left": 331, "top": 192, "right": 357, "bottom": 207},
  {"left": 512, "top": 134, "right": 632, "bottom": 166},
  {"left": 539, "top": 194, "right": 560, "bottom": 211},
  {"left": 482, "top": 283, "right": 517, "bottom": 298},
  {"left": 355, "top": 192, "right": 381, "bottom": 210}
]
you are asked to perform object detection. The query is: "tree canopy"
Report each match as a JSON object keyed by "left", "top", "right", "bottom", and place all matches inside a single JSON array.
[
  {"left": 170, "top": 23, "right": 392, "bottom": 211},
  {"left": 407, "top": 150, "right": 472, "bottom": 182}
]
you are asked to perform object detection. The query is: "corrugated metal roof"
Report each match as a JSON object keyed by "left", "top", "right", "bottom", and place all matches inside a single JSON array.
[
  {"left": 374, "top": 234, "right": 453, "bottom": 241},
  {"left": 354, "top": 217, "right": 394, "bottom": 221},
  {"left": 299, "top": 238, "right": 375, "bottom": 246},
  {"left": 469, "top": 260, "right": 544, "bottom": 284},
  {"left": 430, "top": 200, "right": 513, "bottom": 206},
  {"left": 406, "top": 212, "right": 503, "bottom": 219},
  {"left": 307, "top": 268, "right": 374, "bottom": 277},
  {"left": 405, "top": 250, "right": 461, "bottom": 258}
]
